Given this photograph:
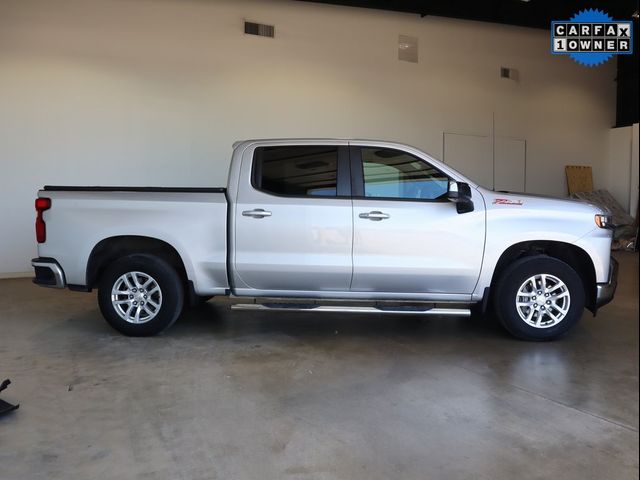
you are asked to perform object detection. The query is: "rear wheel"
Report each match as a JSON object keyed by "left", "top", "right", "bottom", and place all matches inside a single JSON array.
[
  {"left": 98, "top": 254, "right": 184, "bottom": 336},
  {"left": 494, "top": 255, "right": 585, "bottom": 341}
]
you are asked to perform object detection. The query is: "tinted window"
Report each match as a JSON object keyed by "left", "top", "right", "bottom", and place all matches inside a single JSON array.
[
  {"left": 253, "top": 146, "right": 338, "bottom": 197},
  {"left": 361, "top": 148, "right": 448, "bottom": 200}
]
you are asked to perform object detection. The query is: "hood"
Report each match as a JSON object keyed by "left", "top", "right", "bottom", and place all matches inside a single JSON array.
[{"left": 478, "top": 188, "right": 604, "bottom": 215}]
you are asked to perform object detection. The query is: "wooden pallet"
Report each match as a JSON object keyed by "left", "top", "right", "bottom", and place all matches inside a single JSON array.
[{"left": 565, "top": 165, "right": 593, "bottom": 195}]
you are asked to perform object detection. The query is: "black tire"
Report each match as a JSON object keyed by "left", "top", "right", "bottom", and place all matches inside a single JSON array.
[
  {"left": 98, "top": 254, "right": 184, "bottom": 336},
  {"left": 493, "top": 255, "right": 585, "bottom": 341}
]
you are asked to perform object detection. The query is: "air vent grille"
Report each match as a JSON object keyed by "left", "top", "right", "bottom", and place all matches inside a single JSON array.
[
  {"left": 245, "top": 21, "right": 275, "bottom": 38},
  {"left": 398, "top": 35, "right": 418, "bottom": 63}
]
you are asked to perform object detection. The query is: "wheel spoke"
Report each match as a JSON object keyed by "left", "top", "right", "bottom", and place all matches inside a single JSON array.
[
  {"left": 547, "top": 283, "right": 563, "bottom": 293},
  {"left": 548, "top": 310, "right": 561, "bottom": 322},
  {"left": 535, "top": 311, "right": 543, "bottom": 326},
  {"left": 525, "top": 308, "right": 535, "bottom": 323},
  {"left": 552, "top": 305, "right": 568, "bottom": 315},
  {"left": 126, "top": 275, "right": 137, "bottom": 290}
]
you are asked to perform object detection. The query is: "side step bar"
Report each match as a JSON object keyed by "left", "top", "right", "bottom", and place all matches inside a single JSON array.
[{"left": 231, "top": 303, "right": 470, "bottom": 317}]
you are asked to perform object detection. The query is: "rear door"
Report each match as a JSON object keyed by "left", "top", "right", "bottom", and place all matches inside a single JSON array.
[
  {"left": 350, "top": 145, "right": 485, "bottom": 298},
  {"left": 232, "top": 143, "right": 353, "bottom": 294}
]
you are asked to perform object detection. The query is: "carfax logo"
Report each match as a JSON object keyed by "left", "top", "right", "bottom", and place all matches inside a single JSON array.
[{"left": 552, "top": 9, "right": 633, "bottom": 66}]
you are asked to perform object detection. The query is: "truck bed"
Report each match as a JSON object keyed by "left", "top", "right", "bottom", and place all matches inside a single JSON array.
[{"left": 37, "top": 186, "right": 229, "bottom": 295}]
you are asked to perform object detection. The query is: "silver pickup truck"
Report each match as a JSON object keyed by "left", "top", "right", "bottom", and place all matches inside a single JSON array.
[{"left": 32, "top": 139, "right": 618, "bottom": 340}]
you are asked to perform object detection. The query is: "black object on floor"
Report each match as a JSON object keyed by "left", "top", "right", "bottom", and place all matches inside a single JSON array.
[{"left": 0, "top": 379, "right": 19, "bottom": 416}]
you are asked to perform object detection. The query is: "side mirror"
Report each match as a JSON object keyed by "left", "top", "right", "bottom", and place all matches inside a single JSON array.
[{"left": 448, "top": 181, "right": 474, "bottom": 214}]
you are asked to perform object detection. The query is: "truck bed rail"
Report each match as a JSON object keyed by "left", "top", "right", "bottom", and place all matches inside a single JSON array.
[{"left": 42, "top": 186, "right": 226, "bottom": 193}]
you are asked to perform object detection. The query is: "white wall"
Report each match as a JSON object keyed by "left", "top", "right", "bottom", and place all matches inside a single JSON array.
[
  {"left": 606, "top": 124, "right": 640, "bottom": 216},
  {"left": 0, "top": 0, "right": 617, "bottom": 275}
]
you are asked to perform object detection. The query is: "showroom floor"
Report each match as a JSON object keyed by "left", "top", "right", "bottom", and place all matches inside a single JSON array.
[{"left": 0, "top": 253, "right": 637, "bottom": 480}]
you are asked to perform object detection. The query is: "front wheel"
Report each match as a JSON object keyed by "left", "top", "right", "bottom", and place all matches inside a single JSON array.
[
  {"left": 98, "top": 254, "right": 184, "bottom": 336},
  {"left": 493, "top": 255, "right": 585, "bottom": 341}
]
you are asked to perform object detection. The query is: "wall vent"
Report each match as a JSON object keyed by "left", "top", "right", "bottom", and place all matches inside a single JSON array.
[
  {"left": 245, "top": 21, "right": 275, "bottom": 38},
  {"left": 500, "top": 67, "right": 519, "bottom": 80}
]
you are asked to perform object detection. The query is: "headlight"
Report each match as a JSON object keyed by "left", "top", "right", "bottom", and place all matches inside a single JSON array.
[{"left": 594, "top": 214, "right": 612, "bottom": 229}]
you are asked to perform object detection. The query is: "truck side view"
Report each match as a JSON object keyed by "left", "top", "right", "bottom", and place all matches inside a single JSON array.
[{"left": 32, "top": 139, "right": 618, "bottom": 340}]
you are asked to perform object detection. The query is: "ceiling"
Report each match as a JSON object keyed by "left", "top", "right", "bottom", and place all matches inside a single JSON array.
[{"left": 301, "top": 0, "right": 639, "bottom": 29}]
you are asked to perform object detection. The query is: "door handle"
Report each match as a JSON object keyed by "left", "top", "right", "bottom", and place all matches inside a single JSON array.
[
  {"left": 242, "top": 208, "right": 272, "bottom": 218},
  {"left": 359, "top": 211, "right": 390, "bottom": 221}
]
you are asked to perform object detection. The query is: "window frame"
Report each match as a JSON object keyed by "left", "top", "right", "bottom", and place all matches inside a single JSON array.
[
  {"left": 251, "top": 145, "right": 351, "bottom": 199},
  {"left": 350, "top": 146, "right": 450, "bottom": 203}
]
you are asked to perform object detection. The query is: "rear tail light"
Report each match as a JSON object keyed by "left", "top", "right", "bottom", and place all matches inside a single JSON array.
[{"left": 35, "top": 197, "right": 51, "bottom": 243}]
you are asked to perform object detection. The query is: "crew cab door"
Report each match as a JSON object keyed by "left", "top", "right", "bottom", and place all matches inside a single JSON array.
[
  {"left": 350, "top": 145, "right": 485, "bottom": 298},
  {"left": 232, "top": 143, "right": 353, "bottom": 295}
]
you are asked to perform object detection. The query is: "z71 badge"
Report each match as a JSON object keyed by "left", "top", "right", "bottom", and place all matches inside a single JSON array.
[{"left": 493, "top": 198, "right": 524, "bottom": 206}]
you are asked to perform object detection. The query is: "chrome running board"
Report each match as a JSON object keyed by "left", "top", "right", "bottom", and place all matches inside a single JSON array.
[{"left": 231, "top": 303, "right": 470, "bottom": 317}]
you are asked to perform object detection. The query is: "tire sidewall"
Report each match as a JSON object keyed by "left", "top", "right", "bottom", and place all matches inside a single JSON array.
[
  {"left": 494, "top": 255, "right": 585, "bottom": 341},
  {"left": 98, "top": 254, "right": 184, "bottom": 336}
]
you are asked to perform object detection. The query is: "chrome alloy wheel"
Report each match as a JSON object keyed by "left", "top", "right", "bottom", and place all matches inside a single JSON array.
[
  {"left": 111, "top": 271, "right": 162, "bottom": 324},
  {"left": 515, "top": 273, "right": 571, "bottom": 329}
]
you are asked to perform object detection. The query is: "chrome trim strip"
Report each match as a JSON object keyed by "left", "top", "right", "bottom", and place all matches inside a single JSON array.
[{"left": 595, "top": 257, "right": 618, "bottom": 308}]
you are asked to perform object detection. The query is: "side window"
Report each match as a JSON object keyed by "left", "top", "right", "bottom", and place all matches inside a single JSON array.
[
  {"left": 361, "top": 147, "right": 449, "bottom": 200},
  {"left": 253, "top": 146, "right": 339, "bottom": 197}
]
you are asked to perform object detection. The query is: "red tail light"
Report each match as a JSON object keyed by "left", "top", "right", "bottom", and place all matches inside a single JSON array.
[{"left": 35, "top": 197, "right": 51, "bottom": 243}]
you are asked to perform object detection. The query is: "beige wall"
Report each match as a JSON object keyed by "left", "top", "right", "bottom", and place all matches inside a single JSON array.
[{"left": 0, "top": 0, "right": 616, "bottom": 274}]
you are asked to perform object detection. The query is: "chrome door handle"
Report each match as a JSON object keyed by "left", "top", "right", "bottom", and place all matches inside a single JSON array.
[
  {"left": 242, "top": 208, "right": 272, "bottom": 218},
  {"left": 359, "top": 211, "right": 390, "bottom": 221}
]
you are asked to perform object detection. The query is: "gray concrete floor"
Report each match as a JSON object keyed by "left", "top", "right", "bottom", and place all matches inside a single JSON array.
[{"left": 0, "top": 253, "right": 638, "bottom": 480}]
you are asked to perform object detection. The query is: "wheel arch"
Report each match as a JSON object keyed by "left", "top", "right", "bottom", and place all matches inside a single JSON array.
[
  {"left": 86, "top": 235, "right": 189, "bottom": 289},
  {"left": 490, "top": 240, "right": 597, "bottom": 313}
]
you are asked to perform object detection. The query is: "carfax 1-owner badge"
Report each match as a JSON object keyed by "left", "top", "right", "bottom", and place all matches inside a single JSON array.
[{"left": 552, "top": 9, "right": 633, "bottom": 66}]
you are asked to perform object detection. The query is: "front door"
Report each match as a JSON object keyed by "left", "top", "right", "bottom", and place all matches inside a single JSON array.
[
  {"left": 350, "top": 145, "right": 485, "bottom": 298},
  {"left": 233, "top": 143, "right": 353, "bottom": 295}
]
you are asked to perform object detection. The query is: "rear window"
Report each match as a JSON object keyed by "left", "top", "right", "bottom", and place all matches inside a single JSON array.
[{"left": 252, "top": 146, "right": 339, "bottom": 197}]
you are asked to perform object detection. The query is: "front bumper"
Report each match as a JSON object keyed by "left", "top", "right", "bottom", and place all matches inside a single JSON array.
[
  {"left": 595, "top": 257, "right": 618, "bottom": 309},
  {"left": 32, "top": 257, "right": 66, "bottom": 289}
]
